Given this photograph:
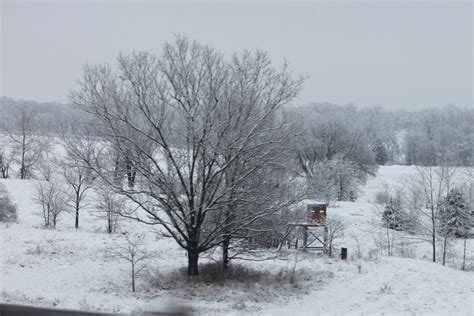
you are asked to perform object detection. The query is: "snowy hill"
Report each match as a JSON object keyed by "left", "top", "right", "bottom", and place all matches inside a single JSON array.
[{"left": 0, "top": 166, "right": 473, "bottom": 315}]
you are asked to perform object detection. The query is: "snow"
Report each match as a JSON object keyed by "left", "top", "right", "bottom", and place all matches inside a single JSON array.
[
  {"left": 1, "top": 166, "right": 473, "bottom": 315},
  {"left": 261, "top": 257, "right": 472, "bottom": 315}
]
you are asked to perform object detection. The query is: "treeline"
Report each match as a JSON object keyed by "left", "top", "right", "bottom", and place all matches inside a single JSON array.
[
  {"left": 288, "top": 103, "right": 473, "bottom": 167},
  {"left": 0, "top": 96, "right": 87, "bottom": 136},
  {"left": 2, "top": 98, "right": 472, "bottom": 167},
  {"left": 1, "top": 102, "right": 469, "bottom": 171}
]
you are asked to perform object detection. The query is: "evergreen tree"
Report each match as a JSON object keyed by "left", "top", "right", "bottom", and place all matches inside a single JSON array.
[
  {"left": 439, "top": 189, "right": 472, "bottom": 238},
  {"left": 373, "top": 139, "right": 388, "bottom": 165},
  {"left": 382, "top": 198, "right": 409, "bottom": 231}
]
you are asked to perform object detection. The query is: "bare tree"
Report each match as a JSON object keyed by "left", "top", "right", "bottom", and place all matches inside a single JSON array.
[
  {"left": 293, "top": 117, "right": 376, "bottom": 202},
  {"left": 59, "top": 128, "right": 100, "bottom": 229},
  {"left": 36, "top": 155, "right": 59, "bottom": 182},
  {"left": 305, "top": 160, "right": 339, "bottom": 205},
  {"left": 107, "top": 232, "right": 153, "bottom": 292},
  {"left": 61, "top": 160, "right": 94, "bottom": 229},
  {"left": 461, "top": 172, "right": 474, "bottom": 270},
  {"left": 70, "top": 37, "right": 304, "bottom": 275},
  {"left": 95, "top": 186, "right": 122, "bottom": 233},
  {"left": 0, "top": 137, "right": 14, "bottom": 179},
  {"left": 34, "top": 179, "right": 67, "bottom": 228},
  {"left": 7, "top": 107, "right": 50, "bottom": 179},
  {"left": 325, "top": 215, "right": 346, "bottom": 257},
  {"left": 407, "top": 164, "right": 457, "bottom": 262}
]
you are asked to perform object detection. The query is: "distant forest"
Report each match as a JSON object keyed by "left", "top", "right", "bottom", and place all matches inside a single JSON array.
[{"left": 0, "top": 96, "right": 472, "bottom": 167}]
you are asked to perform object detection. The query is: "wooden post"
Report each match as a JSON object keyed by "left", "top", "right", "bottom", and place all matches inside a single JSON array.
[{"left": 341, "top": 247, "right": 347, "bottom": 260}]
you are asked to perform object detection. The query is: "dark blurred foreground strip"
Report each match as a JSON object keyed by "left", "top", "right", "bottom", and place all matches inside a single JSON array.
[{"left": 0, "top": 304, "right": 191, "bottom": 316}]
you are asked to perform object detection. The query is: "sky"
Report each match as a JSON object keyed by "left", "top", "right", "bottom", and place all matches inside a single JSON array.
[{"left": 1, "top": 0, "right": 472, "bottom": 109}]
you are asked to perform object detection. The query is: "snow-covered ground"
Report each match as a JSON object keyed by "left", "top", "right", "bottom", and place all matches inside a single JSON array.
[{"left": 1, "top": 166, "right": 473, "bottom": 315}]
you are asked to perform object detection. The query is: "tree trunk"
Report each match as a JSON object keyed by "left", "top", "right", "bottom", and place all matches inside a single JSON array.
[
  {"left": 386, "top": 227, "right": 392, "bottom": 256},
  {"left": 113, "top": 156, "right": 121, "bottom": 185},
  {"left": 338, "top": 178, "right": 344, "bottom": 201},
  {"left": 126, "top": 156, "right": 136, "bottom": 188},
  {"left": 127, "top": 170, "right": 136, "bottom": 188},
  {"left": 0, "top": 156, "right": 7, "bottom": 179},
  {"left": 187, "top": 251, "right": 199, "bottom": 276},
  {"left": 442, "top": 235, "right": 448, "bottom": 266},
  {"left": 221, "top": 205, "right": 232, "bottom": 270},
  {"left": 107, "top": 212, "right": 112, "bottom": 233},
  {"left": 222, "top": 236, "right": 230, "bottom": 270},
  {"left": 462, "top": 237, "right": 467, "bottom": 271},
  {"left": 1, "top": 167, "right": 8, "bottom": 179},
  {"left": 47, "top": 205, "right": 51, "bottom": 227},
  {"left": 20, "top": 166, "right": 26, "bottom": 180},
  {"left": 431, "top": 207, "right": 436, "bottom": 263},
  {"left": 20, "top": 142, "right": 26, "bottom": 179},
  {"left": 131, "top": 263, "right": 135, "bottom": 292},
  {"left": 75, "top": 200, "right": 80, "bottom": 229},
  {"left": 432, "top": 235, "right": 436, "bottom": 262}
]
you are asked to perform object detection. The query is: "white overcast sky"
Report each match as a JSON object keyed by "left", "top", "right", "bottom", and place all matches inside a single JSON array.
[{"left": 1, "top": 0, "right": 472, "bottom": 109}]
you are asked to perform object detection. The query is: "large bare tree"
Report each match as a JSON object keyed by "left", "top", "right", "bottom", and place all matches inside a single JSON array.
[{"left": 69, "top": 37, "right": 304, "bottom": 275}]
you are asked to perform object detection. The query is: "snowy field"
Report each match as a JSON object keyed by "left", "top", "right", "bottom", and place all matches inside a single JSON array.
[{"left": 1, "top": 166, "right": 473, "bottom": 315}]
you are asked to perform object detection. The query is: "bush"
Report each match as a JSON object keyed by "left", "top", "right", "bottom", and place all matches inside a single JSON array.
[
  {"left": 147, "top": 261, "right": 326, "bottom": 306},
  {"left": 164, "top": 261, "right": 270, "bottom": 285},
  {"left": 382, "top": 199, "right": 411, "bottom": 231},
  {"left": 0, "top": 184, "right": 17, "bottom": 223}
]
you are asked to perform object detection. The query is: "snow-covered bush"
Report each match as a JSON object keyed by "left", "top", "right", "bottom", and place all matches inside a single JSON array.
[{"left": 0, "top": 184, "right": 17, "bottom": 222}]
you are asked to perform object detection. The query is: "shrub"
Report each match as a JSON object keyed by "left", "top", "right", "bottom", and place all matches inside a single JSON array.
[
  {"left": 382, "top": 201, "right": 411, "bottom": 231},
  {"left": 167, "top": 261, "right": 269, "bottom": 285},
  {"left": 380, "top": 189, "right": 417, "bottom": 233},
  {"left": 0, "top": 184, "right": 17, "bottom": 223},
  {"left": 147, "top": 261, "right": 325, "bottom": 306}
]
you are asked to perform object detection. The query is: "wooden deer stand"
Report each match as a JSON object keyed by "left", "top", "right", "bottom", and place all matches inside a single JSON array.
[{"left": 287, "top": 203, "right": 328, "bottom": 252}]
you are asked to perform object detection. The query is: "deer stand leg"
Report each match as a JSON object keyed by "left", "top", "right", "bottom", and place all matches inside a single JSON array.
[
  {"left": 303, "top": 226, "right": 308, "bottom": 252},
  {"left": 323, "top": 225, "right": 328, "bottom": 255}
]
